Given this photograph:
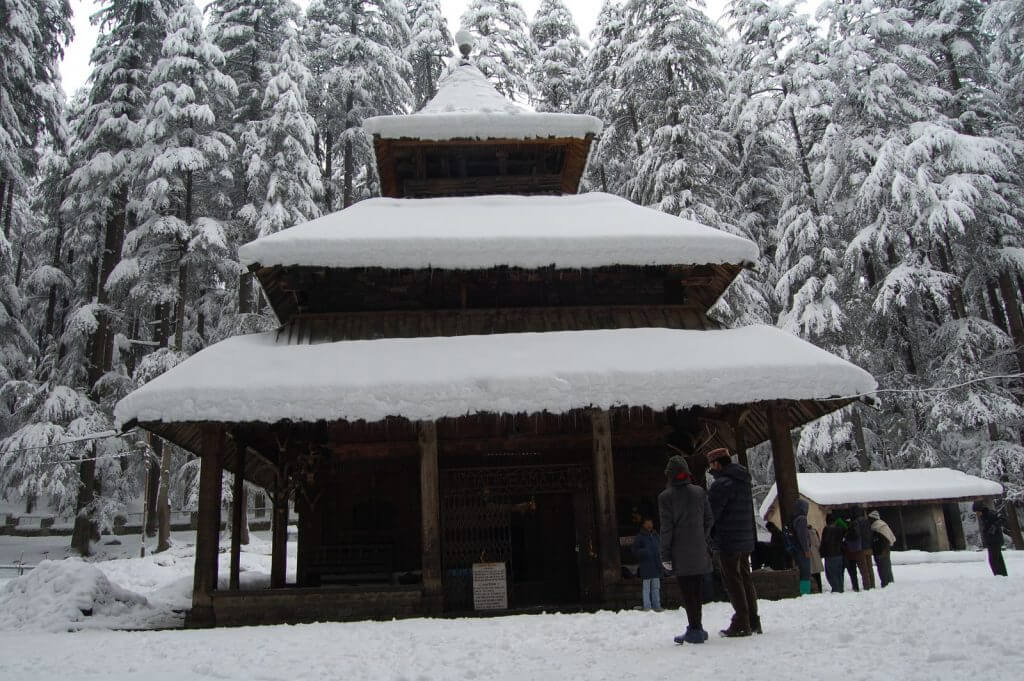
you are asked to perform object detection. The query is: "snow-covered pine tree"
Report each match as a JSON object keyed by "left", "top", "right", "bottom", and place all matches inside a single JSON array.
[
  {"left": 59, "top": 0, "right": 174, "bottom": 554},
  {"left": 618, "top": 0, "right": 731, "bottom": 224},
  {"left": 406, "top": 0, "right": 453, "bottom": 110},
  {"left": 304, "top": 0, "right": 412, "bottom": 211},
  {"left": 529, "top": 0, "right": 584, "bottom": 113},
  {"left": 238, "top": 36, "right": 323, "bottom": 238},
  {"left": 577, "top": 1, "right": 633, "bottom": 194},
  {"left": 460, "top": 0, "right": 536, "bottom": 102},
  {"left": 207, "top": 0, "right": 299, "bottom": 320}
]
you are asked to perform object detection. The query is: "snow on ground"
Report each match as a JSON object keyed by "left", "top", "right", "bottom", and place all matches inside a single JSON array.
[{"left": 0, "top": 537, "right": 1021, "bottom": 681}]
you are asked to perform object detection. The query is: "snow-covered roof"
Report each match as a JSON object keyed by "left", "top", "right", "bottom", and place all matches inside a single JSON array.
[
  {"left": 363, "top": 64, "right": 602, "bottom": 141},
  {"left": 758, "top": 469, "right": 1004, "bottom": 517},
  {"left": 238, "top": 192, "right": 759, "bottom": 269},
  {"left": 115, "top": 325, "right": 875, "bottom": 427}
]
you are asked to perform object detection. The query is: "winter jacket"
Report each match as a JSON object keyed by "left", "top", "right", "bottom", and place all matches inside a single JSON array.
[
  {"left": 842, "top": 521, "right": 862, "bottom": 555},
  {"left": 809, "top": 525, "right": 824, "bottom": 574},
  {"left": 855, "top": 515, "right": 874, "bottom": 552},
  {"left": 979, "top": 509, "right": 1005, "bottom": 549},
  {"left": 791, "top": 499, "right": 810, "bottom": 555},
  {"left": 819, "top": 524, "right": 845, "bottom": 558},
  {"left": 707, "top": 462, "right": 755, "bottom": 553},
  {"left": 658, "top": 480, "right": 714, "bottom": 576},
  {"left": 633, "top": 529, "right": 663, "bottom": 579}
]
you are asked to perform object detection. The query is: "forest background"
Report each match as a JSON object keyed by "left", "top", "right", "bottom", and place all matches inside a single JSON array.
[{"left": 2, "top": 0, "right": 1023, "bottom": 555}]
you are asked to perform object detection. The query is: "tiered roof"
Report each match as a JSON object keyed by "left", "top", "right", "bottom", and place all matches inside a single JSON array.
[
  {"left": 238, "top": 193, "right": 759, "bottom": 270},
  {"left": 363, "top": 64, "right": 602, "bottom": 141},
  {"left": 115, "top": 326, "right": 875, "bottom": 427}
]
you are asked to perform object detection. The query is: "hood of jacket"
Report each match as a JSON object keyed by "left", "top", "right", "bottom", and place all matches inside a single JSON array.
[{"left": 712, "top": 461, "right": 751, "bottom": 485}]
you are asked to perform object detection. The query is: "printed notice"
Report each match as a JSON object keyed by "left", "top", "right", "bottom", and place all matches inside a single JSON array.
[{"left": 472, "top": 562, "right": 508, "bottom": 610}]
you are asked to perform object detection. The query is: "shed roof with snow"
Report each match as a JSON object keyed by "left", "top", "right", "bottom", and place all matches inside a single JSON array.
[
  {"left": 758, "top": 469, "right": 1003, "bottom": 518},
  {"left": 115, "top": 325, "right": 874, "bottom": 428},
  {"left": 237, "top": 193, "right": 759, "bottom": 270}
]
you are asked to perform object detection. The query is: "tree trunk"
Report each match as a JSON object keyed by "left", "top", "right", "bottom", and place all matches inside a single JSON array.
[
  {"left": 156, "top": 437, "right": 172, "bottom": 553},
  {"left": 238, "top": 272, "right": 253, "bottom": 315},
  {"left": 851, "top": 407, "right": 872, "bottom": 471},
  {"left": 1004, "top": 502, "right": 1024, "bottom": 550},
  {"left": 987, "top": 282, "right": 1009, "bottom": 334},
  {"left": 0, "top": 179, "right": 7, "bottom": 236},
  {"left": 997, "top": 271, "right": 1024, "bottom": 373},
  {"left": 174, "top": 261, "right": 187, "bottom": 351},
  {"left": 2, "top": 182, "right": 12, "bottom": 239},
  {"left": 324, "top": 128, "right": 334, "bottom": 212},
  {"left": 145, "top": 435, "right": 161, "bottom": 537},
  {"left": 42, "top": 208, "right": 65, "bottom": 345},
  {"left": 71, "top": 446, "right": 97, "bottom": 556}
]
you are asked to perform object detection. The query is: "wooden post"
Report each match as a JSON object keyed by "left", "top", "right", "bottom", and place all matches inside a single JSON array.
[
  {"left": 271, "top": 484, "right": 289, "bottom": 589},
  {"left": 229, "top": 443, "right": 246, "bottom": 591},
  {"left": 768, "top": 402, "right": 800, "bottom": 527},
  {"left": 418, "top": 421, "right": 443, "bottom": 611},
  {"left": 591, "top": 409, "right": 620, "bottom": 591},
  {"left": 191, "top": 426, "right": 223, "bottom": 627}
]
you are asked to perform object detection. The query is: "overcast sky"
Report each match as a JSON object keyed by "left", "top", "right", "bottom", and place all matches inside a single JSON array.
[{"left": 60, "top": 0, "right": 734, "bottom": 95}]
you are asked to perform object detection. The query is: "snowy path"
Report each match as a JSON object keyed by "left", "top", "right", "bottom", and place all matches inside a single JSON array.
[{"left": 1, "top": 554, "right": 1022, "bottom": 681}]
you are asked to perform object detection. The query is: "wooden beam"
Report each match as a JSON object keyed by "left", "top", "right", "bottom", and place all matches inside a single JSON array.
[
  {"left": 191, "top": 425, "right": 224, "bottom": 626},
  {"left": 768, "top": 402, "right": 800, "bottom": 527},
  {"left": 591, "top": 409, "right": 620, "bottom": 590},
  {"left": 229, "top": 442, "right": 245, "bottom": 591},
  {"left": 418, "top": 421, "right": 443, "bottom": 611},
  {"left": 271, "top": 480, "right": 288, "bottom": 589}
]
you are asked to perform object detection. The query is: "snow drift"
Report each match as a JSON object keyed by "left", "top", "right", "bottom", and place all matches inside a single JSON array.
[{"left": 0, "top": 559, "right": 149, "bottom": 632}]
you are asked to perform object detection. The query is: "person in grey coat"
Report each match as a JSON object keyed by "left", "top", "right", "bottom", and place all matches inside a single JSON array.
[{"left": 658, "top": 454, "right": 713, "bottom": 645}]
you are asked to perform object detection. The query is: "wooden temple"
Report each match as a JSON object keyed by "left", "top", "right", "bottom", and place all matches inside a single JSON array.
[{"left": 115, "top": 63, "right": 876, "bottom": 627}]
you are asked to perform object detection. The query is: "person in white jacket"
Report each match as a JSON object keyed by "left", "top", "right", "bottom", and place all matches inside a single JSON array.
[{"left": 868, "top": 510, "right": 897, "bottom": 586}]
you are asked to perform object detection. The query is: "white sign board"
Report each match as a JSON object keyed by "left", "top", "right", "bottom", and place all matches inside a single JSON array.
[{"left": 472, "top": 562, "right": 508, "bottom": 610}]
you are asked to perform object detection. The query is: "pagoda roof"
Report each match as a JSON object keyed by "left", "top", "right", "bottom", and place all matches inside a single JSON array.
[
  {"left": 238, "top": 193, "right": 759, "bottom": 270},
  {"left": 363, "top": 64, "right": 602, "bottom": 141},
  {"left": 115, "top": 325, "right": 875, "bottom": 429}
]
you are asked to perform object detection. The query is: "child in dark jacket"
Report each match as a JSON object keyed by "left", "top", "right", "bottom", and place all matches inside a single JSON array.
[{"left": 634, "top": 518, "right": 663, "bottom": 610}]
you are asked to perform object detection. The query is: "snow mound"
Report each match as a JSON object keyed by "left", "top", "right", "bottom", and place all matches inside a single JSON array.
[{"left": 0, "top": 559, "right": 149, "bottom": 632}]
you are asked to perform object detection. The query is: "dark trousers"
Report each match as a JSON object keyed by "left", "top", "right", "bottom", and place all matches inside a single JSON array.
[
  {"left": 844, "top": 554, "right": 860, "bottom": 591},
  {"left": 824, "top": 556, "right": 845, "bottom": 592},
  {"left": 874, "top": 550, "right": 894, "bottom": 586},
  {"left": 988, "top": 546, "right": 1008, "bottom": 576},
  {"left": 676, "top": 574, "right": 704, "bottom": 629},
  {"left": 716, "top": 551, "right": 758, "bottom": 631},
  {"left": 811, "top": 572, "right": 823, "bottom": 592}
]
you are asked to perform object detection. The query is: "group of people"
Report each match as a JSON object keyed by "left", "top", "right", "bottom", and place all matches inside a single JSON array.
[
  {"left": 632, "top": 446, "right": 1013, "bottom": 645},
  {"left": 632, "top": 447, "right": 761, "bottom": 644},
  {"left": 811, "top": 509, "right": 896, "bottom": 593}
]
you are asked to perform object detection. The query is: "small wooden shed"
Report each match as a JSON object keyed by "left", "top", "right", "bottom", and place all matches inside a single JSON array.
[{"left": 759, "top": 468, "right": 1004, "bottom": 550}]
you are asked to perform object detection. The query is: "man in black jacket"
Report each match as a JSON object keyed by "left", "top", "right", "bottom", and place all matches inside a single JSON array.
[{"left": 707, "top": 447, "right": 760, "bottom": 637}]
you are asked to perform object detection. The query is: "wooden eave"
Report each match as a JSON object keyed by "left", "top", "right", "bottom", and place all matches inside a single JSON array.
[
  {"left": 135, "top": 397, "right": 862, "bottom": 487},
  {"left": 373, "top": 135, "right": 594, "bottom": 199},
  {"left": 251, "top": 263, "right": 745, "bottom": 330}
]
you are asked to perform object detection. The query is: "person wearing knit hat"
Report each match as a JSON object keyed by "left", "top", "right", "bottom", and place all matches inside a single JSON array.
[
  {"left": 706, "top": 447, "right": 761, "bottom": 637},
  {"left": 658, "top": 453, "right": 713, "bottom": 644}
]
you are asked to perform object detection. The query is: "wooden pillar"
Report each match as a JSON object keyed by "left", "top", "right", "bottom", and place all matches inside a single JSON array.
[
  {"left": 271, "top": 482, "right": 289, "bottom": 589},
  {"left": 768, "top": 402, "right": 800, "bottom": 526},
  {"left": 731, "top": 412, "right": 749, "bottom": 469},
  {"left": 191, "top": 426, "right": 224, "bottom": 627},
  {"left": 418, "top": 421, "right": 443, "bottom": 610},
  {"left": 591, "top": 409, "right": 620, "bottom": 591},
  {"left": 229, "top": 444, "right": 246, "bottom": 591}
]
